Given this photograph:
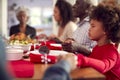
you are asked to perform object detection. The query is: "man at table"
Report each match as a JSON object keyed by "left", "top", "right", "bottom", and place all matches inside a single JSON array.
[{"left": 63, "top": 0, "right": 96, "bottom": 56}]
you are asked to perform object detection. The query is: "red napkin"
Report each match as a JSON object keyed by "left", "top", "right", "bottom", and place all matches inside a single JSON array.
[
  {"left": 40, "top": 41, "right": 62, "bottom": 50},
  {"left": 30, "top": 40, "right": 62, "bottom": 51},
  {"left": 47, "top": 44, "right": 62, "bottom": 50},
  {"left": 9, "top": 60, "right": 34, "bottom": 78},
  {"left": 40, "top": 40, "right": 55, "bottom": 45},
  {"left": 29, "top": 53, "right": 57, "bottom": 64}
]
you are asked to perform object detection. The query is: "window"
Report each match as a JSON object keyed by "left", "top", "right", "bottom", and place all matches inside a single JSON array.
[
  {"left": 29, "top": 7, "right": 53, "bottom": 35},
  {"left": 8, "top": 0, "right": 53, "bottom": 36}
]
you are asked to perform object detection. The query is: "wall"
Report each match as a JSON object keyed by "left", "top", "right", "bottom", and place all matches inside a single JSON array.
[
  {"left": 0, "top": 0, "right": 7, "bottom": 37},
  {"left": 0, "top": 0, "right": 2, "bottom": 34},
  {"left": 8, "top": 0, "right": 53, "bottom": 7}
]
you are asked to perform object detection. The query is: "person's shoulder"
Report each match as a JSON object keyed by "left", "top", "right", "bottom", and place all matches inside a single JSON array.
[
  {"left": 97, "top": 44, "right": 118, "bottom": 53},
  {"left": 27, "top": 25, "right": 35, "bottom": 30},
  {"left": 67, "top": 21, "right": 76, "bottom": 25},
  {"left": 10, "top": 24, "right": 19, "bottom": 29},
  {"left": 66, "top": 21, "right": 77, "bottom": 27}
]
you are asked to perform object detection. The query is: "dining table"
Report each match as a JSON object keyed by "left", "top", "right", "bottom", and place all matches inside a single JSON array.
[
  {"left": 9, "top": 41, "right": 105, "bottom": 80},
  {"left": 13, "top": 58, "right": 105, "bottom": 80}
]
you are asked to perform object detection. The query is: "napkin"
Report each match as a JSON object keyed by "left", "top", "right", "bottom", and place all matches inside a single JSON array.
[
  {"left": 40, "top": 41, "right": 62, "bottom": 50},
  {"left": 10, "top": 60, "right": 34, "bottom": 78},
  {"left": 29, "top": 53, "right": 57, "bottom": 64},
  {"left": 47, "top": 44, "right": 62, "bottom": 50},
  {"left": 31, "top": 41, "right": 62, "bottom": 50}
]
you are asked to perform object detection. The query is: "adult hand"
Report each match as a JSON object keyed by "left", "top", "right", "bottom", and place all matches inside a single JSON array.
[
  {"left": 62, "top": 43, "right": 73, "bottom": 52},
  {"left": 58, "top": 53, "right": 78, "bottom": 70},
  {"left": 37, "top": 34, "right": 47, "bottom": 39},
  {"left": 64, "top": 38, "right": 75, "bottom": 44},
  {"left": 48, "top": 34, "right": 57, "bottom": 40}
]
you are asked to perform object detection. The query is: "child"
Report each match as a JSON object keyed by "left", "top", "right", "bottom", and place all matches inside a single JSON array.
[
  {"left": 76, "top": 5, "right": 120, "bottom": 80},
  {"left": 43, "top": 5, "right": 120, "bottom": 80}
]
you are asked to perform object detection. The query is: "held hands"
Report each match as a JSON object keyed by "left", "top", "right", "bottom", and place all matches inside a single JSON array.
[
  {"left": 58, "top": 53, "right": 78, "bottom": 70},
  {"left": 58, "top": 53, "right": 86, "bottom": 69}
]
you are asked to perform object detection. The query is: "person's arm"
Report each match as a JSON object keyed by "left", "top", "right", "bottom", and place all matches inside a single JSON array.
[
  {"left": 62, "top": 42, "right": 91, "bottom": 56},
  {"left": 9, "top": 27, "right": 14, "bottom": 36},
  {"left": 59, "top": 22, "right": 77, "bottom": 42},
  {"left": 72, "top": 42, "right": 91, "bottom": 56},
  {"left": 42, "top": 60, "right": 71, "bottom": 80},
  {"left": 67, "top": 23, "right": 78, "bottom": 38},
  {"left": 77, "top": 51, "right": 118, "bottom": 73},
  {"left": 43, "top": 53, "right": 77, "bottom": 80},
  {"left": 32, "top": 28, "right": 36, "bottom": 38},
  {"left": 30, "top": 28, "right": 36, "bottom": 39}
]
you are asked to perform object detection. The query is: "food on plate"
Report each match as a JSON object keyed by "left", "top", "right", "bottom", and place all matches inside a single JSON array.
[{"left": 9, "top": 33, "right": 35, "bottom": 45}]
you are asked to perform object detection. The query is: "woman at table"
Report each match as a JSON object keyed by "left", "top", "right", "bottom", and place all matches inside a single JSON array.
[
  {"left": 9, "top": 6, "right": 36, "bottom": 39},
  {"left": 39, "top": 0, "right": 77, "bottom": 42}
]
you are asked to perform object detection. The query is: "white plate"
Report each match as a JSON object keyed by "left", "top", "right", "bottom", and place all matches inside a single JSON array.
[
  {"left": 27, "top": 50, "right": 40, "bottom": 55},
  {"left": 49, "top": 50, "right": 68, "bottom": 56},
  {"left": 28, "top": 50, "right": 68, "bottom": 56},
  {"left": 50, "top": 43, "right": 62, "bottom": 47},
  {"left": 6, "top": 48, "right": 23, "bottom": 60}
]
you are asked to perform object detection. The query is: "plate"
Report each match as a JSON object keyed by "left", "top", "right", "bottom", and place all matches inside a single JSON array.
[
  {"left": 28, "top": 50, "right": 68, "bottom": 56},
  {"left": 49, "top": 50, "right": 68, "bottom": 56},
  {"left": 50, "top": 43, "right": 62, "bottom": 47}
]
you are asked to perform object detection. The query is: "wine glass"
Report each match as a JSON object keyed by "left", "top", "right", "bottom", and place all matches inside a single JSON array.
[
  {"left": 39, "top": 45, "right": 50, "bottom": 64},
  {"left": 22, "top": 44, "right": 31, "bottom": 58}
]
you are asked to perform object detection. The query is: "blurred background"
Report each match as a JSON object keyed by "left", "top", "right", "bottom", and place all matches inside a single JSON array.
[{"left": 0, "top": 0, "right": 120, "bottom": 37}]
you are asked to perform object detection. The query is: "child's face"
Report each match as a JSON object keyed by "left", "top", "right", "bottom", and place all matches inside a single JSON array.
[{"left": 89, "top": 19, "right": 106, "bottom": 41}]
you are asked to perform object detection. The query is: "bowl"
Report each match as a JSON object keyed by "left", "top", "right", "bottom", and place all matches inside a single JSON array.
[
  {"left": 21, "top": 44, "right": 31, "bottom": 53},
  {"left": 6, "top": 47, "right": 23, "bottom": 60}
]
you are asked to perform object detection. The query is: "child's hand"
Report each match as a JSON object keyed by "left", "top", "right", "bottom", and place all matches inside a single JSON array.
[
  {"left": 76, "top": 54, "right": 87, "bottom": 67},
  {"left": 58, "top": 53, "right": 78, "bottom": 70}
]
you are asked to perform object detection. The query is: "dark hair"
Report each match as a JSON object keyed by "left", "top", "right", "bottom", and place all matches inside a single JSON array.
[
  {"left": 90, "top": 5, "right": 120, "bottom": 43},
  {"left": 55, "top": 0, "right": 74, "bottom": 27},
  {"left": 72, "top": 0, "right": 94, "bottom": 19}
]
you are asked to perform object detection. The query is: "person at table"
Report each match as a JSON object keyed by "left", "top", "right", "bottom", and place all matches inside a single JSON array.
[
  {"left": 42, "top": 53, "right": 77, "bottom": 80},
  {"left": 9, "top": 6, "right": 36, "bottom": 39},
  {"left": 0, "top": 35, "right": 12, "bottom": 80},
  {"left": 65, "top": 5, "right": 120, "bottom": 80},
  {"left": 63, "top": 0, "right": 96, "bottom": 56},
  {"left": 39, "top": 0, "right": 77, "bottom": 42}
]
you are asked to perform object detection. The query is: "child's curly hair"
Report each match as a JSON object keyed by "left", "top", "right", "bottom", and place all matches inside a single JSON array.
[{"left": 90, "top": 5, "right": 120, "bottom": 43}]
